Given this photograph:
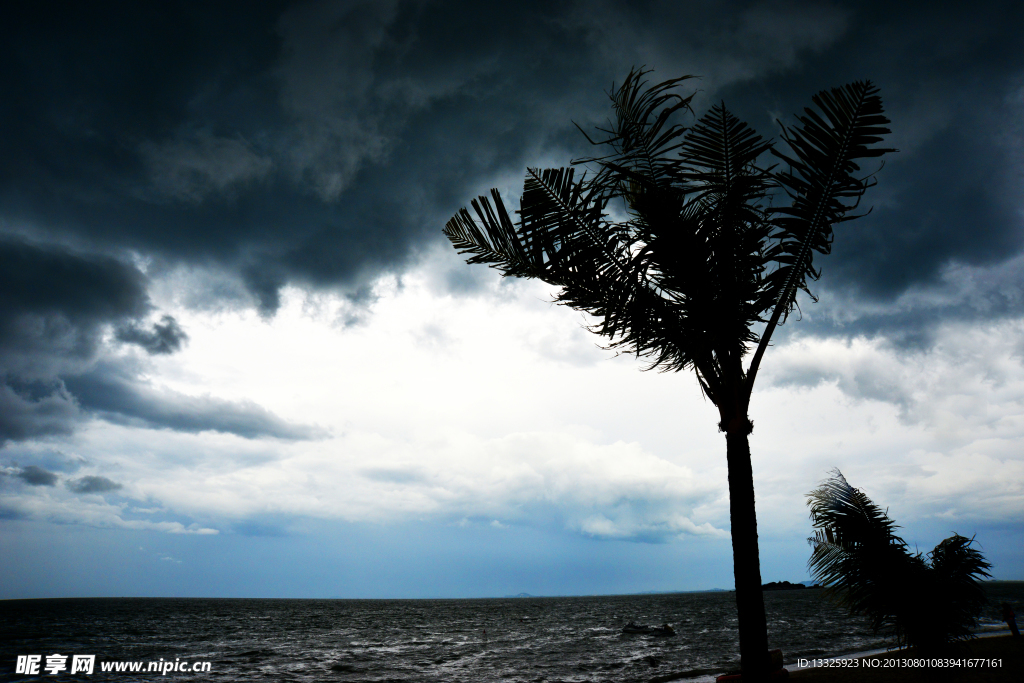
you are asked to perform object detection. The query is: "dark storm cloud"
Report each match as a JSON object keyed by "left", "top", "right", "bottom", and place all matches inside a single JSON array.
[
  {"left": 0, "top": 507, "right": 25, "bottom": 520},
  {"left": 714, "top": 0, "right": 1024, "bottom": 310},
  {"left": 115, "top": 315, "right": 189, "bottom": 355},
  {"left": 0, "top": 237, "right": 149, "bottom": 357},
  {"left": 0, "top": 0, "right": 861, "bottom": 307},
  {"left": 1, "top": 0, "right": 1023, "bottom": 444},
  {"left": 0, "top": 237, "right": 146, "bottom": 444},
  {"left": 67, "top": 475, "right": 123, "bottom": 494},
  {"left": 17, "top": 465, "right": 58, "bottom": 487},
  {"left": 773, "top": 255, "right": 1024, "bottom": 350},
  {"left": 63, "top": 361, "right": 323, "bottom": 440},
  {"left": 0, "top": 238, "right": 312, "bottom": 444},
  {"left": 0, "top": 381, "right": 81, "bottom": 444}
]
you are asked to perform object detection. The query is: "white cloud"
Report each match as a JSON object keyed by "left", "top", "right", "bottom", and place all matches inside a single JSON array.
[
  {"left": 575, "top": 513, "right": 725, "bottom": 542},
  {"left": 803, "top": 254, "right": 1024, "bottom": 329},
  {"left": 6, "top": 255, "right": 1024, "bottom": 555},
  {"left": 748, "top": 322, "right": 1024, "bottom": 535},
  {"left": 4, "top": 261, "right": 728, "bottom": 542},
  {"left": 764, "top": 321, "right": 1024, "bottom": 435},
  {"left": 2, "top": 483, "right": 218, "bottom": 535}
]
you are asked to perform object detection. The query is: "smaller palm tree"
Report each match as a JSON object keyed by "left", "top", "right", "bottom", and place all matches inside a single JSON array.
[{"left": 806, "top": 470, "right": 992, "bottom": 653}]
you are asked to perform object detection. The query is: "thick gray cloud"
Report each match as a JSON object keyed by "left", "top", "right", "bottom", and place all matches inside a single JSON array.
[
  {"left": 0, "top": 238, "right": 146, "bottom": 444},
  {"left": 17, "top": 465, "right": 58, "bottom": 487},
  {"left": 0, "top": 381, "right": 82, "bottom": 444},
  {"left": 0, "top": 237, "right": 149, "bottom": 366},
  {"left": 2, "top": 2, "right": 1018, "bottom": 315},
  {"left": 1, "top": 0, "right": 1023, "bottom": 443},
  {"left": 0, "top": 239, "right": 310, "bottom": 443},
  {"left": 0, "top": 2, "right": 899, "bottom": 298},
  {"left": 63, "top": 360, "right": 322, "bottom": 440},
  {"left": 713, "top": 2, "right": 1024, "bottom": 321},
  {"left": 67, "top": 475, "right": 123, "bottom": 494},
  {"left": 115, "top": 315, "right": 189, "bottom": 355}
]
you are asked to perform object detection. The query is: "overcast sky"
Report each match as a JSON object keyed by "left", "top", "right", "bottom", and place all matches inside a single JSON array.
[{"left": 2, "top": 0, "right": 1022, "bottom": 599}]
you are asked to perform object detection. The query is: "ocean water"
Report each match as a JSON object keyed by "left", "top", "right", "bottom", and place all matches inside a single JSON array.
[{"left": 3, "top": 583, "right": 1021, "bottom": 682}]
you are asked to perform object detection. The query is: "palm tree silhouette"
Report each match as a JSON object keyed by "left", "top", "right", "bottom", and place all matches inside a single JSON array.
[
  {"left": 444, "top": 69, "right": 895, "bottom": 680},
  {"left": 807, "top": 470, "right": 992, "bottom": 653}
]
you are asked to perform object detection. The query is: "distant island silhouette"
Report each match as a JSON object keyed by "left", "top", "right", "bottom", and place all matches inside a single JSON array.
[
  {"left": 502, "top": 588, "right": 735, "bottom": 598},
  {"left": 762, "top": 581, "right": 822, "bottom": 591}
]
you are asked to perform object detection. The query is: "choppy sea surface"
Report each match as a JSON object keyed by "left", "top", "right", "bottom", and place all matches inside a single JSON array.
[{"left": 3, "top": 583, "right": 1021, "bottom": 682}]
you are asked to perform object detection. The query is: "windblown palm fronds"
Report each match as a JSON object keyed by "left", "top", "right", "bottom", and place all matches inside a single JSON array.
[
  {"left": 807, "top": 470, "right": 992, "bottom": 652},
  {"left": 444, "top": 69, "right": 894, "bottom": 417},
  {"left": 444, "top": 67, "right": 895, "bottom": 681}
]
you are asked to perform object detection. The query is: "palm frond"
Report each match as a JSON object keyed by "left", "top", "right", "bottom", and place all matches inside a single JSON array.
[
  {"left": 745, "top": 82, "right": 896, "bottom": 396},
  {"left": 444, "top": 71, "right": 894, "bottom": 414},
  {"left": 928, "top": 534, "right": 992, "bottom": 642},
  {"left": 806, "top": 468, "right": 903, "bottom": 548},
  {"left": 766, "top": 81, "right": 897, "bottom": 319},
  {"left": 517, "top": 167, "right": 626, "bottom": 282},
  {"left": 673, "top": 105, "right": 777, "bottom": 358},
  {"left": 443, "top": 189, "right": 542, "bottom": 280},
  {"left": 679, "top": 103, "right": 774, "bottom": 199},
  {"left": 575, "top": 67, "right": 695, "bottom": 197}
]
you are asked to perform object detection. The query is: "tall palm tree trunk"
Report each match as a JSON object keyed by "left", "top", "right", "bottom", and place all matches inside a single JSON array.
[{"left": 726, "top": 426, "right": 769, "bottom": 681}]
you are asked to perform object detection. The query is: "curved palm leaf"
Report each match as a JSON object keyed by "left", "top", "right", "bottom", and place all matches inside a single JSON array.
[
  {"left": 929, "top": 534, "right": 992, "bottom": 642},
  {"left": 576, "top": 67, "right": 695, "bottom": 197},
  {"left": 444, "top": 74, "right": 895, "bottom": 408},
  {"left": 672, "top": 105, "right": 777, "bottom": 386},
  {"left": 443, "top": 189, "right": 540, "bottom": 279},
  {"left": 766, "top": 81, "right": 896, "bottom": 315},
  {"left": 745, "top": 81, "right": 897, "bottom": 394}
]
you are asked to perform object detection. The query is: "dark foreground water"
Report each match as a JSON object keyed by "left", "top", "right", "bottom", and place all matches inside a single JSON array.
[{"left": 3, "top": 583, "right": 1021, "bottom": 682}]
